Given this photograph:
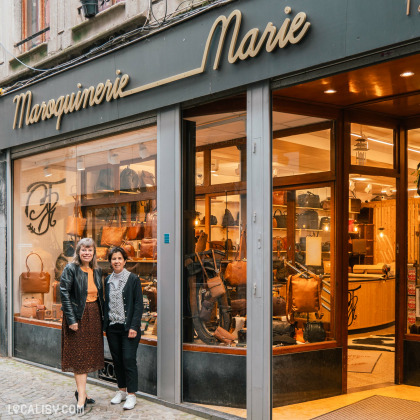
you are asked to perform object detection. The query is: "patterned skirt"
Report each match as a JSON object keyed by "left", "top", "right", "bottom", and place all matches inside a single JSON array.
[{"left": 61, "top": 301, "right": 104, "bottom": 374}]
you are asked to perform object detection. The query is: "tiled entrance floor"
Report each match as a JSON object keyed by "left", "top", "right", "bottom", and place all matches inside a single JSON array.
[{"left": 200, "top": 385, "right": 420, "bottom": 419}]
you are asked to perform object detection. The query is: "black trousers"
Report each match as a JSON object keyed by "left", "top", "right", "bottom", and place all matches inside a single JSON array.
[{"left": 106, "top": 324, "right": 140, "bottom": 393}]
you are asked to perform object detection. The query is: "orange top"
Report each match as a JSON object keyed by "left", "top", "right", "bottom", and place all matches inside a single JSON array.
[{"left": 81, "top": 266, "right": 97, "bottom": 302}]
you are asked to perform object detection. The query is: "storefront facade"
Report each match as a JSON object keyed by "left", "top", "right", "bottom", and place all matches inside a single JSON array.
[{"left": 0, "top": 0, "right": 419, "bottom": 418}]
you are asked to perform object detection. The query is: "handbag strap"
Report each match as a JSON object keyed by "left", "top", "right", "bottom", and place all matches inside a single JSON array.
[
  {"left": 195, "top": 252, "right": 209, "bottom": 281},
  {"left": 26, "top": 252, "right": 44, "bottom": 274},
  {"left": 273, "top": 209, "right": 281, "bottom": 217},
  {"left": 211, "top": 250, "right": 219, "bottom": 274}
]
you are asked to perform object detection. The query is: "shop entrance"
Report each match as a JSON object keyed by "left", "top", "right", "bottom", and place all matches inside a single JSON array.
[{"left": 347, "top": 173, "right": 397, "bottom": 393}]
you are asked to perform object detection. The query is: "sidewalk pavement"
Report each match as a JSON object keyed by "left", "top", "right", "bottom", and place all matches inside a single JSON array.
[{"left": 0, "top": 357, "right": 204, "bottom": 419}]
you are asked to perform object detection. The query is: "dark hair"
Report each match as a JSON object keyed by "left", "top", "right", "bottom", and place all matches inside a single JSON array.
[
  {"left": 107, "top": 246, "right": 128, "bottom": 262},
  {"left": 71, "top": 237, "right": 98, "bottom": 269}
]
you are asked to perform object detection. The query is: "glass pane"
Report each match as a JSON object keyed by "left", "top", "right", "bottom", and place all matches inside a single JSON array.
[
  {"left": 13, "top": 125, "right": 158, "bottom": 338},
  {"left": 272, "top": 111, "right": 332, "bottom": 176},
  {"left": 183, "top": 95, "right": 247, "bottom": 413},
  {"left": 407, "top": 128, "right": 420, "bottom": 334},
  {"left": 350, "top": 123, "right": 394, "bottom": 169}
]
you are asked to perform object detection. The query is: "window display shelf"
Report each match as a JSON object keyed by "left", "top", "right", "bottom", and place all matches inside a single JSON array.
[
  {"left": 273, "top": 204, "right": 330, "bottom": 212},
  {"left": 273, "top": 228, "right": 324, "bottom": 232}
]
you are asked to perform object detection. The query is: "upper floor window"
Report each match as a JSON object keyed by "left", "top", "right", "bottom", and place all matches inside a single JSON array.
[
  {"left": 20, "top": 0, "right": 50, "bottom": 52},
  {"left": 98, "top": 0, "right": 123, "bottom": 12}
]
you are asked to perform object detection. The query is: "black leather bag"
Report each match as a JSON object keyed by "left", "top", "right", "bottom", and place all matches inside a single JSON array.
[
  {"left": 322, "top": 242, "right": 331, "bottom": 252},
  {"left": 273, "top": 333, "right": 296, "bottom": 346},
  {"left": 95, "top": 168, "right": 114, "bottom": 192},
  {"left": 319, "top": 217, "right": 330, "bottom": 230},
  {"left": 120, "top": 166, "right": 140, "bottom": 192},
  {"left": 222, "top": 209, "right": 235, "bottom": 227},
  {"left": 303, "top": 321, "right": 326, "bottom": 343},
  {"left": 273, "top": 209, "right": 287, "bottom": 228},
  {"left": 298, "top": 192, "right": 320, "bottom": 208},
  {"left": 63, "top": 240, "right": 75, "bottom": 257},
  {"left": 297, "top": 210, "right": 318, "bottom": 229},
  {"left": 272, "top": 319, "right": 296, "bottom": 338}
]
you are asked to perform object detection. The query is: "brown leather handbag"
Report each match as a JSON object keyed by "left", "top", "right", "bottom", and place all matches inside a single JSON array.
[
  {"left": 66, "top": 200, "right": 87, "bottom": 237},
  {"left": 20, "top": 297, "right": 42, "bottom": 318},
  {"left": 224, "top": 230, "right": 247, "bottom": 286},
  {"left": 20, "top": 252, "right": 51, "bottom": 293},
  {"left": 96, "top": 247, "right": 109, "bottom": 260},
  {"left": 273, "top": 191, "right": 286, "bottom": 205},
  {"left": 139, "top": 238, "right": 157, "bottom": 259},
  {"left": 196, "top": 250, "right": 226, "bottom": 299},
  {"left": 126, "top": 221, "right": 144, "bottom": 240},
  {"left": 287, "top": 272, "right": 321, "bottom": 322},
  {"left": 214, "top": 326, "right": 235, "bottom": 345},
  {"left": 195, "top": 231, "right": 208, "bottom": 253},
  {"left": 121, "top": 240, "right": 135, "bottom": 259}
]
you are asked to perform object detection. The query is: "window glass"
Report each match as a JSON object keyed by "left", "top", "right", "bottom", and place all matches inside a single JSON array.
[
  {"left": 407, "top": 128, "right": 420, "bottom": 334},
  {"left": 350, "top": 123, "right": 394, "bottom": 169},
  {"left": 13, "top": 126, "right": 158, "bottom": 343},
  {"left": 22, "top": 0, "right": 50, "bottom": 52},
  {"left": 182, "top": 95, "right": 247, "bottom": 412},
  {"left": 272, "top": 111, "right": 332, "bottom": 176}
]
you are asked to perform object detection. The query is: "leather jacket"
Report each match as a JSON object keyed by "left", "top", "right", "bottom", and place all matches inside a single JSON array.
[
  {"left": 60, "top": 263, "right": 104, "bottom": 326},
  {"left": 103, "top": 272, "right": 143, "bottom": 335}
]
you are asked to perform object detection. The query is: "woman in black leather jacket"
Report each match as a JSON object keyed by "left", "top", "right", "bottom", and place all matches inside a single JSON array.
[
  {"left": 103, "top": 246, "right": 143, "bottom": 410},
  {"left": 60, "top": 238, "right": 104, "bottom": 412}
]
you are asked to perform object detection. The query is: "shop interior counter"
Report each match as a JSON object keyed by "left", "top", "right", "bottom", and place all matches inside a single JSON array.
[{"left": 348, "top": 274, "right": 395, "bottom": 331}]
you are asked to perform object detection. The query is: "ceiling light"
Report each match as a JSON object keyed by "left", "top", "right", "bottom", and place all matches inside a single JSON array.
[
  {"left": 354, "top": 135, "right": 369, "bottom": 165},
  {"left": 139, "top": 144, "right": 149, "bottom": 159},
  {"left": 364, "top": 184, "right": 372, "bottom": 194},
  {"left": 76, "top": 156, "right": 85, "bottom": 171},
  {"left": 108, "top": 151, "right": 120, "bottom": 165},
  {"left": 43, "top": 166, "right": 52, "bottom": 177},
  {"left": 352, "top": 176, "right": 369, "bottom": 182},
  {"left": 400, "top": 71, "right": 414, "bottom": 77},
  {"left": 324, "top": 89, "right": 336, "bottom": 94},
  {"left": 378, "top": 227, "right": 385, "bottom": 238}
]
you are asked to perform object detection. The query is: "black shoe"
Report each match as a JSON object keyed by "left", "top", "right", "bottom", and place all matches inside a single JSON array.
[{"left": 75, "top": 390, "right": 95, "bottom": 404}]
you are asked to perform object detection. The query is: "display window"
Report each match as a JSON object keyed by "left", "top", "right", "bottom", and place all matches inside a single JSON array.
[
  {"left": 350, "top": 123, "right": 394, "bottom": 169},
  {"left": 13, "top": 125, "right": 158, "bottom": 341},
  {"left": 182, "top": 95, "right": 247, "bottom": 349},
  {"left": 407, "top": 127, "right": 420, "bottom": 335}
]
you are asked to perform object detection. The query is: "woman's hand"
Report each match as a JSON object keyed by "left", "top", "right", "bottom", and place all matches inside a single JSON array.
[
  {"left": 69, "top": 323, "right": 78, "bottom": 331},
  {"left": 128, "top": 329, "right": 137, "bottom": 338}
]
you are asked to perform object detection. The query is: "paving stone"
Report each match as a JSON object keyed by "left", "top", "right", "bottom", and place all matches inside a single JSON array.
[{"left": 0, "top": 358, "right": 205, "bottom": 420}]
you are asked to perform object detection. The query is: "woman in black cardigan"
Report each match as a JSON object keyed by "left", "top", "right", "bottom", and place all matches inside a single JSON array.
[{"left": 103, "top": 246, "right": 143, "bottom": 410}]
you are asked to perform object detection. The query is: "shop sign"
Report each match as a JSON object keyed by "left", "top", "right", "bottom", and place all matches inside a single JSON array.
[{"left": 12, "top": 7, "right": 311, "bottom": 131}]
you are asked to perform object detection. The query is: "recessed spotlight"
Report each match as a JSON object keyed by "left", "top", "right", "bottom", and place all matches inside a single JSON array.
[
  {"left": 400, "top": 71, "right": 414, "bottom": 77},
  {"left": 324, "top": 89, "right": 336, "bottom": 94}
]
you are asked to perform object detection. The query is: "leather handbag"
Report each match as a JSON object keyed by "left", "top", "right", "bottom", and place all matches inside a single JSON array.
[
  {"left": 273, "top": 236, "right": 287, "bottom": 252},
  {"left": 196, "top": 250, "right": 226, "bottom": 299},
  {"left": 231, "top": 299, "right": 247, "bottom": 316},
  {"left": 273, "top": 191, "right": 286, "bottom": 205},
  {"left": 224, "top": 230, "right": 247, "bottom": 286},
  {"left": 120, "top": 166, "right": 140, "bottom": 192},
  {"left": 273, "top": 319, "right": 296, "bottom": 338},
  {"left": 272, "top": 216, "right": 277, "bottom": 228},
  {"left": 121, "top": 240, "right": 135, "bottom": 259},
  {"left": 20, "top": 252, "right": 51, "bottom": 293},
  {"left": 144, "top": 211, "right": 157, "bottom": 238},
  {"left": 126, "top": 221, "right": 144, "bottom": 240},
  {"left": 199, "top": 291, "right": 215, "bottom": 322},
  {"left": 214, "top": 326, "right": 235, "bottom": 344},
  {"left": 101, "top": 225, "right": 127, "bottom": 246},
  {"left": 36, "top": 304, "right": 47, "bottom": 320},
  {"left": 66, "top": 202, "right": 86, "bottom": 237},
  {"left": 96, "top": 247, "right": 108, "bottom": 260},
  {"left": 273, "top": 295, "right": 286, "bottom": 316},
  {"left": 144, "top": 284, "right": 157, "bottom": 312},
  {"left": 303, "top": 321, "right": 326, "bottom": 342},
  {"left": 63, "top": 240, "right": 75, "bottom": 257},
  {"left": 20, "top": 297, "right": 42, "bottom": 318},
  {"left": 287, "top": 272, "right": 321, "bottom": 322},
  {"left": 139, "top": 170, "right": 156, "bottom": 188},
  {"left": 237, "top": 328, "right": 247, "bottom": 346},
  {"left": 221, "top": 209, "right": 235, "bottom": 227},
  {"left": 297, "top": 210, "right": 319, "bottom": 230},
  {"left": 321, "top": 199, "right": 331, "bottom": 210},
  {"left": 94, "top": 168, "right": 114, "bottom": 192},
  {"left": 209, "top": 239, "right": 233, "bottom": 251},
  {"left": 195, "top": 231, "right": 208, "bottom": 253},
  {"left": 139, "top": 238, "right": 157, "bottom": 259},
  {"left": 298, "top": 191, "right": 320, "bottom": 208},
  {"left": 319, "top": 217, "right": 330, "bottom": 231},
  {"left": 273, "top": 209, "right": 287, "bottom": 228}
]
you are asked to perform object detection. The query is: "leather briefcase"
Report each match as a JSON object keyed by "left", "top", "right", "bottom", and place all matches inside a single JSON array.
[
  {"left": 214, "top": 326, "right": 235, "bottom": 344},
  {"left": 20, "top": 252, "right": 51, "bottom": 293},
  {"left": 298, "top": 191, "right": 320, "bottom": 208}
]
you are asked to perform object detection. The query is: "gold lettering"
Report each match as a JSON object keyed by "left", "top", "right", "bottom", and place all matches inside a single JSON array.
[
  {"left": 54, "top": 96, "right": 65, "bottom": 130},
  {"left": 286, "top": 12, "right": 310, "bottom": 44},
  {"left": 12, "top": 91, "right": 32, "bottom": 129},
  {"left": 46, "top": 99, "right": 56, "bottom": 119},
  {"left": 117, "top": 74, "right": 129, "bottom": 97},
  {"left": 28, "top": 104, "right": 39, "bottom": 124},
  {"left": 40, "top": 102, "right": 48, "bottom": 120},
  {"left": 94, "top": 83, "right": 105, "bottom": 105},
  {"left": 237, "top": 28, "right": 260, "bottom": 60}
]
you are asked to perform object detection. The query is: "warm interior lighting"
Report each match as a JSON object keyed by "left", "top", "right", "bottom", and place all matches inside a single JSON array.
[
  {"left": 354, "top": 134, "right": 369, "bottom": 165},
  {"left": 324, "top": 89, "right": 336, "bottom": 94},
  {"left": 354, "top": 226, "right": 358, "bottom": 233},
  {"left": 352, "top": 176, "right": 369, "bottom": 181},
  {"left": 400, "top": 71, "right": 414, "bottom": 77},
  {"left": 378, "top": 227, "right": 385, "bottom": 238}
]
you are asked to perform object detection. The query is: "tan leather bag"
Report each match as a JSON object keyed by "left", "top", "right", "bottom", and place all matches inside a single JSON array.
[
  {"left": 224, "top": 230, "right": 247, "bottom": 286},
  {"left": 144, "top": 211, "right": 157, "bottom": 238},
  {"left": 139, "top": 238, "right": 157, "bottom": 259},
  {"left": 96, "top": 247, "right": 108, "bottom": 260},
  {"left": 20, "top": 297, "right": 42, "bottom": 318},
  {"left": 66, "top": 200, "right": 87, "bottom": 237},
  {"left": 126, "top": 222, "right": 144, "bottom": 240},
  {"left": 196, "top": 251, "right": 226, "bottom": 299},
  {"left": 195, "top": 231, "right": 208, "bottom": 253},
  {"left": 20, "top": 252, "right": 51, "bottom": 293},
  {"left": 101, "top": 225, "right": 127, "bottom": 246},
  {"left": 287, "top": 272, "right": 321, "bottom": 322},
  {"left": 214, "top": 326, "right": 235, "bottom": 344},
  {"left": 273, "top": 191, "right": 286, "bottom": 205},
  {"left": 121, "top": 240, "right": 135, "bottom": 259}
]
